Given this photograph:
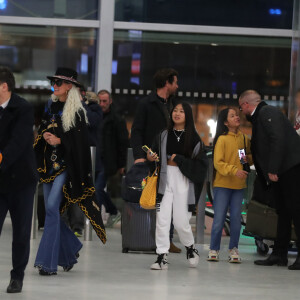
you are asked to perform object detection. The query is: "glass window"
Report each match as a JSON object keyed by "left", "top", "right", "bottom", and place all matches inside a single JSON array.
[
  {"left": 0, "top": 0, "right": 99, "bottom": 19},
  {"left": 112, "top": 30, "right": 290, "bottom": 142},
  {"left": 115, "top": 0, "right": 293, "bottom": 29},
  {"left": 0, "top": 24, "right": 97, "bottom": 124},
  {"left": 113, "top": 30, "right": 291, "bottom": 95}
]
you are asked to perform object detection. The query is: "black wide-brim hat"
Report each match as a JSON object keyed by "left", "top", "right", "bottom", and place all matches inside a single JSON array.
[{"left": 47, "top": 67, "right": 82, "bottom": 87}]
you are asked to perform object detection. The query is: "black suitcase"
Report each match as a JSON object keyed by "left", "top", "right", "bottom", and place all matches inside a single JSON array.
[
  {"left": 121, "top": 201, "right": 156, "bottom": 253},
  {"left": 245, "top": 200, "right": 297, "bottom": 241}
]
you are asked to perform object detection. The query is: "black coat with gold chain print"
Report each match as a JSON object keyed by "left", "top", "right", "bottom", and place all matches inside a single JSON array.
[{"left": 34, "top": 99, "right": 106, "bottom": 244}]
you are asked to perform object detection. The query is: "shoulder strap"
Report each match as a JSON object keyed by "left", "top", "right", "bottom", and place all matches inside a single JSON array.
[{"left": 243, "top": 134, "right": 247, "bottom": 154}]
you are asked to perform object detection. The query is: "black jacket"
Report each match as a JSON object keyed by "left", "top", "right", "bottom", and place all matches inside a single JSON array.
[
  {"left": 99, "top": 106, "right": 129, "bottom": 176},
  {"left": 131, "top": 92, "right": 173, "bottom": 160},
  {"left": 34, "top": 105, "right": 106, "bottom": 244},
  {"left": 250, "top": 101, "right": 300, "bottom": 183},
  {"left": 0, "top": 93, "right": 38, "bottom": 193},
  {"left": 82, "top": 100, "right": 102, "bottom": 147}
]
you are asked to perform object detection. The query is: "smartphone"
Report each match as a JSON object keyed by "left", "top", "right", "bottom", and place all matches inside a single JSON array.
[
  {"left": 238, "top": 148, "right": 250, "bottom": 172},
  {"left": 142, "top": 145, "right": 159, "bottom": 161},
  {"left": 238, "top": 149, "right": 246, "bottom": 160},
  {"left": 142, "top": 145, "right": 152, "bottom": 154}
]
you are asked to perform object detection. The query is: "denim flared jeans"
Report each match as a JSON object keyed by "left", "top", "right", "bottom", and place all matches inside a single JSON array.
[
  {"left": 34, "top": 171, "right": 82, "bottom": 273},
  {"left": 210, "top": 187, "right": 244, "bottom": 251}
]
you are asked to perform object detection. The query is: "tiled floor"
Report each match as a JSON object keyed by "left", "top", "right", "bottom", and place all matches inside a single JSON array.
[{"left": 0, "top": 217, "right": 299, "bottom": 300}]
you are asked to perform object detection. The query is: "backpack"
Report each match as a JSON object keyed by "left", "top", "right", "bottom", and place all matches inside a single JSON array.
[{"left": 121, "top": 162, "right": 150, "bottom": 203}]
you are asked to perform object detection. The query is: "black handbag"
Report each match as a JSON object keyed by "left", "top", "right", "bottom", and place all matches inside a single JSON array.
[
  {"left": 245, "top": 200, "right": 278, "bottom": 239},
  {"left": 245, "top": 176, "right": 297, "bottom": 240}
]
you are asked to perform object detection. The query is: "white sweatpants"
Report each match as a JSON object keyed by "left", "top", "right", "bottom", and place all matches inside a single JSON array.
[{"left": 156, "top": 165, "right": 195, "bottom": 254}]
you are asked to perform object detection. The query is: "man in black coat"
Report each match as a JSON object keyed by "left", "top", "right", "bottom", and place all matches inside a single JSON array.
[
  {"left": 0, "top": 67, "right": 38, "bottom": 293},
  {"left": 239, "top": 90, "right": 300, "bottom": 270},
  {"left": 131, "top": 68, "right": 178, "bottom": 163},
  {"left": 130, "top": 68, "right": 181, "bottom": 253},
  {"left": 97, "top": 89, "right": 129, "bottom": 227}
]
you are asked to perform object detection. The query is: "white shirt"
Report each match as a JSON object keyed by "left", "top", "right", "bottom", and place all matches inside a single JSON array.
[
  {"left": 0, "top": 98, "right": 10, "bottom": 109},
  {"left": 251, "top": 106, "right": 257, "bottom": 116}
]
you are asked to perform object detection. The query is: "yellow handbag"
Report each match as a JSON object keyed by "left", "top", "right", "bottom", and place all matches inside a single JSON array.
[{"left": 139, "top": 167, "right": 158, "bottom": 210}]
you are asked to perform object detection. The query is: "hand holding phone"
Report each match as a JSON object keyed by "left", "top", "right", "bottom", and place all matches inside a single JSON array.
[
  {"left": 142, "top": 145, "right": 153, "bottom": 155},
  {"left": 142, "top": 145, "right": 159, "bottom": 162}
]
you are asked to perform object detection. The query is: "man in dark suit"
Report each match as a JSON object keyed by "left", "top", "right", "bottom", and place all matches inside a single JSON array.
[
  {"left": 97, "top": 89, "right": 129, "bottom": 227},
  {"left": 131, "top": 68, "right": 181, "bottom": 253},
  {"left": 239, "top": 90, "right": 300, "bottom": 270},
  {"left": 0, "top": 66, "right": 38, "bottom": 292},
  {"left": 131, "top": 68, "right": 178, "bottom": 163}
]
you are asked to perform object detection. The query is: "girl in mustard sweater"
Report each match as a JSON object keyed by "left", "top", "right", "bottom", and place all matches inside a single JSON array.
[{"left": 207, "top": 108, "right": 252, "bottom": 263}]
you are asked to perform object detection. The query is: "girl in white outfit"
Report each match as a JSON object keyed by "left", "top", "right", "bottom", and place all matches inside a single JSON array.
[{"left": 147, "top": 101, "right": 207, "bottom": 270}]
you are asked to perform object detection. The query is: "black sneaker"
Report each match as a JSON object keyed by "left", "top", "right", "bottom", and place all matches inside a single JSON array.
[
  {"left": 186, "top": 245, "right": 199, "bottom": 268},
  {"left": 150, "top": 254, "right": 168, "bottom": 270},
  {"left": 63, "top": 265, "right": 74, "bottom": 272},
  {"left": 39, "top": 269, "right": 57, "bottom": 276}
]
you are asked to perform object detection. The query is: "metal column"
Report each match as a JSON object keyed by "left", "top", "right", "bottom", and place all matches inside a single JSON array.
[
  {"left": 31, "top": 183, "right": 39, "bottom": 239},
  {"left": 195, "top": 179, "right": 207, "bottom": 244},
  {"left": 95, "top": 0, "right": 115, "bottom": 92},
  {"left": 195, "top": 154, "right": 213, "bottom": 244},
  {"left": 84, "top": 146, "right": 97, "bottom": 241},
  {"left": 289, "top": 0, "right": 300, "bottom": 122}
]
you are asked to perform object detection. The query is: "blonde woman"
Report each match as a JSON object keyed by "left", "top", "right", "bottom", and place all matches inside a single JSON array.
[{"left": 34, "top": 68, "right": 106, "bottom": 275}]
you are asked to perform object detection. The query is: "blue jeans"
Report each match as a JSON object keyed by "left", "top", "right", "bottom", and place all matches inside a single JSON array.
[
  {"left": 210, "top": 187, "right": 244, "bottom": 251},
  {"left": 34, "top": 171, "right": 82, "bottom": 273},
  {"left": 95, "top": 170, "right": 118, "bottom": 215}
]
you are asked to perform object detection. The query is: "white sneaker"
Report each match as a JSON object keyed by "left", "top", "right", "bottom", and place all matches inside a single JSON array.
[
  {"left": 186, "top": 245, "right": 199, "bottom": 268},
  {"left": 106, "top": 211, "right": 121, "bottom": 228},
  {"left": 151, "top": 254, "right": 168, "bottom": 270},
  {"left": 228, "top": 247, "right": 241, "bottom": 263},
  {"left": 207, "top": 250, "right": 219, "bottom": 262}
]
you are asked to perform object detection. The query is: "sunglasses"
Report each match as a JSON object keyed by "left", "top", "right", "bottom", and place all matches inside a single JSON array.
[{"left": 50, "top": 79, "right": 69, "bottom": 87}]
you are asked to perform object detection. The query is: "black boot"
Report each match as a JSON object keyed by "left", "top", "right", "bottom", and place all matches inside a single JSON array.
[
  {"left": 7, "top": 279, "right": 23, "bottom": 293},
  {"left": 39, "top": 269, "right": 57, "bottom": 276},
  {"left": 288, "top": 255, "right": 300, "bottom": 270},
  {"left": 254, "top": 252, "right": 288, "bottom": 266}
]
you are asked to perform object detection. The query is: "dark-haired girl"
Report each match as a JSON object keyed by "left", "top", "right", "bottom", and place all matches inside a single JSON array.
[
  {"left": 207, "top": 108, "right": 252, "bottom": 263},
  {"left": 147, "top": 101, "right": 207, "bottom": 270}
]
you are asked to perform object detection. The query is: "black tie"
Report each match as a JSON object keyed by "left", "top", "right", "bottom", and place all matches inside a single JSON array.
[{"left": 0, "top": 107, "right": 4, "bottom": 120}]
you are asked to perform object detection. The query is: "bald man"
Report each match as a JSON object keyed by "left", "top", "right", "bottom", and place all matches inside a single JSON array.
[{"left": 239, "top": 90, "right": 300, "bottom": 270}]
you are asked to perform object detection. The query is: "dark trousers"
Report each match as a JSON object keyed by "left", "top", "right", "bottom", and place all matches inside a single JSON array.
[
  {"left": 37, "top": 184, "right": 45, "bottom": 229},
  {"left": 95, "top": 170, "right": 118, "bottom": 215},
  {"left": 275, "top": 164, "right": 300, "bottom": 255},
  {"left": 0, "top": 183, "right": 36, "bottom": 281},
  {"left": 67, "top": 204, "right": 84, "bottom": 232}
]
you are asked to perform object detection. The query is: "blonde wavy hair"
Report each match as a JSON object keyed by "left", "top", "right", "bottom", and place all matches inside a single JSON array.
[{"left": 51, "top": 85, "right": 89, "bottom": 132}]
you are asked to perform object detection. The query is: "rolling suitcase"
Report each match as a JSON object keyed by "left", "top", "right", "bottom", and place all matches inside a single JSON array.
[
  {"left": 121, "top": 201, "right": 156, "bottom": 253},
  {"left": 245, "top": 200, "right": 297, "bottom": 241}
]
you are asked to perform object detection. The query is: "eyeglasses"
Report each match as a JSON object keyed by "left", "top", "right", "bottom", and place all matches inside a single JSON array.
[
  {"left": 50, "top": 79, "right": 69, "bottom": 87},
  {"left": 239, "top": 102, "right": 247, "bottom": 111}
]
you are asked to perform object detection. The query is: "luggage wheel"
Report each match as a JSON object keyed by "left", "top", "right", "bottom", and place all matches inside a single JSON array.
[
  {"left": 122, "top": 248, "right": 129, "bottom": 253},
  {"left": 255, "top": 239, "right": 269, "bottom": 256}
]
